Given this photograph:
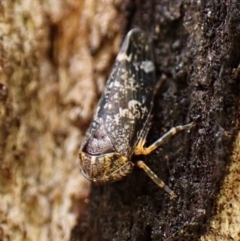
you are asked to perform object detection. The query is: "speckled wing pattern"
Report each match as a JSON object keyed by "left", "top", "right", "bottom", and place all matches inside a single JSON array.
[{"left": 82, "top": 29, "right": 156, "bottom": 157}]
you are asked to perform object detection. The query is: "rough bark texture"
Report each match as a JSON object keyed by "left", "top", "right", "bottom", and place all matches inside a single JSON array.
[
  {"left": 72, "top": 1, "right": 240, "bottom": 241},
  {"left": 1, "top": 1, "right": 240, "bottom": 241},
  {"left": 1, "top": 0, "right": 123, "bottom": 240}
]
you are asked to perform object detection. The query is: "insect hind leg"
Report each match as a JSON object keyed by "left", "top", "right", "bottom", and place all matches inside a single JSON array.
[
  {"left": 134, "top": 122, "right": 195, "bottom": 155},
  {"left": 137, "top": 160, "right": 177, "bottom": 199}
]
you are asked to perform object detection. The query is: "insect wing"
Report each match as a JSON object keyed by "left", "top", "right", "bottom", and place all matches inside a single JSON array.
[
  {"left": 80, "top": 29, "right": 156, "bottom": 157},
  {"left": 98, "top": 29, "right": 156, "bottom": 156}
]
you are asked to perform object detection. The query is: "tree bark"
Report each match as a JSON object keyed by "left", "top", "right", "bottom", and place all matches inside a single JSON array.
[
  {"left": 1, "top": 1, "right": 239, "bottom": 241},
  {"left": 72, "top": 1, "right": 240, "bottom": 241},
  {"left": 1, "top": 0, "right": 122, "bottom": 240}
]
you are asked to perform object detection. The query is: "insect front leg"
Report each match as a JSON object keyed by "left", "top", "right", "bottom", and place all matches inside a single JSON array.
[
  {"left": 137, "top": 160, "right": 177, "bottom": 199},
  {"left": 134, "top": 122, "right": 195, "bottom": 155}
]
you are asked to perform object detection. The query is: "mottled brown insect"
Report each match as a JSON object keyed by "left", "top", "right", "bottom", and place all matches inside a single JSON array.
[{"left": 79, "top": 28, "right": 194, "bottom": 198}]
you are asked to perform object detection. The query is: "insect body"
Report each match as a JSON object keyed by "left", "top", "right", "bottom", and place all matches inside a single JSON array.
[{"left": 79, "top": 28, "right": 194, "bottom": 198}]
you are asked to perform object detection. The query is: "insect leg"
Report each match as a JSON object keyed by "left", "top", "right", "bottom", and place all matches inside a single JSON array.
[
  {"left": 134, "top": 122, "right": 195, "bottom": 155},
  {"left": 137, "top": 160, "right": 177, "bottom": 199}
]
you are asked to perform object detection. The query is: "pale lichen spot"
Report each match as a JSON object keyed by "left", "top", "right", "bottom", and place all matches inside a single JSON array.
[
  {"left": 119, "top": 108, "right": 128, "bottom": 117},
  {"left": 124, "top": 124, "right": 129, "bottom": 130},
  {"left": 103, "top": 102, "right": 112, "bottom": 110},
  {"left": 128, "top": 100, "right": 142, "bottom": 108},
  {"left": 109, "top": 82, "right": 113, "bottom": 88},
  {"left": 128, "top": 100, "right": 148, "bottom": 119},
  {"left": 113, "top": 114, "right": 120, "bottom": 125},
  {"left": 128, "top": 100, "right": 142, "bottom": 118},
  {"left": 113, "top": 93, "right": 119, "bottom": 99},
  {"left": 114, "top": 81, "right": 121, "bottom": 87},
  {"left": 141, "top": 61, "right": 154, "bottom": 73},
  {"left": 128, "top": 77, "right": 136, "bottom": 89},
  {"left": 117, "top": 53, "right": 132, "bottom": 62},
  {"left": 141, "top": 106, "right": 148, "bottom": 116},
  {"left": 121, "top": 72, "right": 128, "bottom": 80},
  {"left": 107, "top": 103, "right": 112, "bottom": 109},
  {"left": 133, "top": 63, "right": 139, "bottom": 71}
]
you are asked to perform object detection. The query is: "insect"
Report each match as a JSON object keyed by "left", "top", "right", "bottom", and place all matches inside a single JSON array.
[{"left": 79, "top": 28, "right": 194, "bottom": 198}]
